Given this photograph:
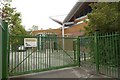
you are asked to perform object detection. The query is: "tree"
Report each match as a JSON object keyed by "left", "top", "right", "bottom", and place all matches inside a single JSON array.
[
  {"left": 2, "top": 2, "right": 28, "bottom": 35},
  {"left": 84, "top": 2, "right": 120, "bottom": 67},
  {"left": 29, "top": 25, "right": 39, "bottom": 31},
  {"left": 1, "top": 1, "right": 28, "bottom": 48},
  {"left": 85, "top": 2, "right": 120, "bottom": 34}
]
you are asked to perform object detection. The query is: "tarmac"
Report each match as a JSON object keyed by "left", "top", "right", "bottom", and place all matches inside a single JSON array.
[{"left": 9, "top": 67, "right": 111, "bottom": 79}]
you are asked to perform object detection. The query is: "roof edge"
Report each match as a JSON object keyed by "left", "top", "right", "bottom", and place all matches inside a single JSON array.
[{"left": 63, "top": 2, "right": 84, "bottom": 23}]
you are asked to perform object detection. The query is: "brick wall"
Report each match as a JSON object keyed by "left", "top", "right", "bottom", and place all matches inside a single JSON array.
[{"left": 32, "top": 22, "right": 88, "bottom": 37}]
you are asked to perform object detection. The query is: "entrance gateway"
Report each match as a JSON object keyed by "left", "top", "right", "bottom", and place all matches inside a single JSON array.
[
  {"left": 1, "top": 21, "right": 120, "bottom": 78},
  {"left": 8, "top": 33, "right": 79, "bottom": 76}
]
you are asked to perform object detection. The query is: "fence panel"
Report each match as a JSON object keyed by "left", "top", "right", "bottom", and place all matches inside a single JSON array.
[
  {"left": 97, "top": 33, "right": 120, "bottom": 78},
  {"left": 80, "top": 32, "right": 120, "bottom": 78},
  {"left": 9, "top": 35, "right": 78, "bottom": 76},
  {"left": 80, "top": 35, "right": 96, "bottom": 72}
]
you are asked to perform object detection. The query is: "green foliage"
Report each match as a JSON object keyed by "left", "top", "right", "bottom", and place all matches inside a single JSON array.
[
  {"left": 85, "top": 2, "right": 120, "bottom": 34},
  {"left": 2, "top": 2, "right": 28, "bottom": 36},
  {"left": 2, "top": 2, "right": 28, "bottom": 47},
  {"left": 29, "top": 25, "right": 39, "bottom": 31}
]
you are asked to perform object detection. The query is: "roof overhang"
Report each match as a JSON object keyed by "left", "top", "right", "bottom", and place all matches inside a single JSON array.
[
  {"left": 63, "top": 2, "right": 84, "bottom": 23},
  {"left": 50, "top": 1, "right": 92, "bottom": 27},
  {"left": 63, "top": 2, "right": 92, "bottom": 23}
]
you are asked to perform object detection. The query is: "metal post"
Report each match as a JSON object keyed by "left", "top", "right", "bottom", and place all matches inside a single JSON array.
[
  {"left": 77, "top": 37, "right": 80, "bottom": 67},
  {"left": 62, "top": 23, "right": 65, "bottom": 50},
  {"left": 118, "top": 34, "right": 120, "bottom": 79},
  {"left": 2, "top": 21, "right": 8, "bottom": 79},
  {"left": 0, "top": 21, "right": 3, "bottom": 80},
  {"left": 94, "top": 32, "right": 99, "bottom": 73},
  {"left": 73, "top": 40, "right": 76, "bottom": 63}
]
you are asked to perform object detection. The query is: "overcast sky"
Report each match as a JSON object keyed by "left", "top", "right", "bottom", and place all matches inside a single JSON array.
[{"left": 11, "top": 0, "right": 77, "bottom": 30}]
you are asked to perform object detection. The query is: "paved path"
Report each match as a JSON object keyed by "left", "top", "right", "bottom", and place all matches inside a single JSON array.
[{"left": 9, "top": 67, "right": 109, "bottom": 79}]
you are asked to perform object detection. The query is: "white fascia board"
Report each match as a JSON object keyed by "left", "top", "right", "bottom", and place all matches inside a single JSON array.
[{"left": 75, "top": 15, "right": 87, "bottom": 21}]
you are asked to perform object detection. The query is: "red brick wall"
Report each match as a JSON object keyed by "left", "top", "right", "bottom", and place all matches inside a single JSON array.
[{"left": 32, "top": 22, "right": 88, "bottom": 36}]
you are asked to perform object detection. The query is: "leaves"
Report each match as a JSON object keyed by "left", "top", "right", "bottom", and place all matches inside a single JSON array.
[
  {"left": 86, "top": 2, "right": 120, "bottom": 34},
  {"left": 2, "top": 2, "right": 27, "bottom": 35},
  {"left": 29, "top": 25, "right": 39, "bottom": 31},
  {"left": 2, "top": 2, "right": 28, "bottom": 46}
]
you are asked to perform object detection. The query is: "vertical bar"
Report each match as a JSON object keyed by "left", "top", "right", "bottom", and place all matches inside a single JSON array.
[
  {"left": 26, "top": 47, "right": 28, "bottom": 72},
  {"left": 98, "top": 33, "right": 100, "bottom": 73},
  {"left": 47, "top": 36, "right": 49, "bottom": 68},
  {"left": 99, "top": 33, "right": 101, "bottom": 73},
  {"left": 94, "top": 32, "right": 99, "bottom": 72},
  {"left": 40, "top": 36, "right": 42, "bottom": 70},
  {"left": 40, "top": 36, "right": 42, "bottom": 69},
  {"left": 31, "top": 46, "right": 32, "bottom": 71},
  {"left": 114, "top": 32, "right": 118, "bottom": 78},
  {"left": 49, "top": 36, "right": 51, "bottom": 68},
  {"left": 28, "top": 47, "right": 30, "bottom": 71},
  {"left": 58, "top": 38, "right": 60, "bottom": 66},
  {"left": 22, "top": 37, "right": 24, "bottom": 72},
  {"left": 117, "top": 33, "right": 120, "bottom": 79},
  {"left": 0, "top": 23, "right": 2, "bottom": 80},
  {"left": 36, "top": 37, "right": 38, "bottom": 70},
  {"left": 62, "top": 37, "right": 65, "bottom": 66},
  {"left": 73, "top": 40, "right": 76, "bottom": 63},
  {"left": 38, "top": 36, "right": 40, "bottom": 70},
  {"left": 2, "top": 21, "right": 8, "bottom": 79},
  {"left": 44, "top": 36, "right": 46, "bottom": 69},
  {"left": 106, "top": 33, "right": 108, "bottom": 76},
  {"left": 104, "top": 33, "right": 107, "bottom": 75},
  {"left": 113, "top": 32, "right": 117, "bottom": 77},
  {"left": 46, "top": 35, "right": 48, "bottom": 68},
  {"left": 111, "top": 32, "right": 115, "bottom": 77},
  {"left": 14, "top": 44, "right": 17, "bottom": 73},
  {"left": 19, "top": 41, "right": 21, "bottom": 72},
  {"left": 44, "top": 35, "right": 45, "bottom": 68},
  {"left": 10, "top": 42, "right": 14, "bottom": 73},
  {"left": 110, "top": 32, "right": 113, "bottom": 77},
  {"left": 41, "top": 37, "right": 45, "bottom": 69},
  {"left": 77, "top": 37, "right": 80, "bottom": 67},
  {"left": 62, "top": 24, "right": 65, "bottom": 50},
  {"left": 7, "top": 29, "right": 10, "bottom": 76}
]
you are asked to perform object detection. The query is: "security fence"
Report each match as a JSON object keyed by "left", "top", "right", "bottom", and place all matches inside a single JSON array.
[
  {"left": 79, "top": 32, "right": 120, "bottom": 78},
  {"left": 1, "top": 22, "right": 119, "bottom": 79},
  {"left": 9, "top": 35, "right": 78, "bottom": 76}
]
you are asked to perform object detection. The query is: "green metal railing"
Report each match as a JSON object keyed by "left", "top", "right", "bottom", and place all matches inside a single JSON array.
[
  {"left": 0, "top": 22, "right": 2, "bottom": 80},
  {"left": 8, "top": 31, "right": 120, "bottom": 78},
  {"left": 0, "top": 21, "right": 9, "bottom": 79},
  {"left": 79, "top": 32, "right": 120, "bottom": 78},
  {"left": 9, "top": 35, "right": 78, "bottom": 76}
]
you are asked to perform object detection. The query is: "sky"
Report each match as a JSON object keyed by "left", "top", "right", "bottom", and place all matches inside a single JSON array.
[{"left": 11, "top": 0, "right": 77, "bottom": 30}]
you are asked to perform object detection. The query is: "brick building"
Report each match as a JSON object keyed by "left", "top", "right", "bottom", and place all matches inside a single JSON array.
[{"left": 32, "top": 2, "right": 92, "bottom": 37}]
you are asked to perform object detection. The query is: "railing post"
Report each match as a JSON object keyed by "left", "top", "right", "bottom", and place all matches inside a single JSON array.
[
  {"left": 77, "top": 37, "right": 80, "bottom": 67},
  {"left": 94, "top": 32, "right": 99, "bottom": 73},
  {"left": 0, "top": 21, "right": 3, "bottom": 80},
  {"left": 118, "top": 34, "right": 120, "bottom": 79},
  {"left": 2, "top": 21, "right": 8, "bottom": 79},
  {"left": 73, "top": 40, "right": 76, "bottom": 63}
]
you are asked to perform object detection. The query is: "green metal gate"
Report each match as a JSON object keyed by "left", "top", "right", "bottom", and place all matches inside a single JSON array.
[
  {"left": 79, "top": 32, "right": 120, "bottom": 78},
  {"left": 8, "top": 35, "right": 78, "bottom": 76}
]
